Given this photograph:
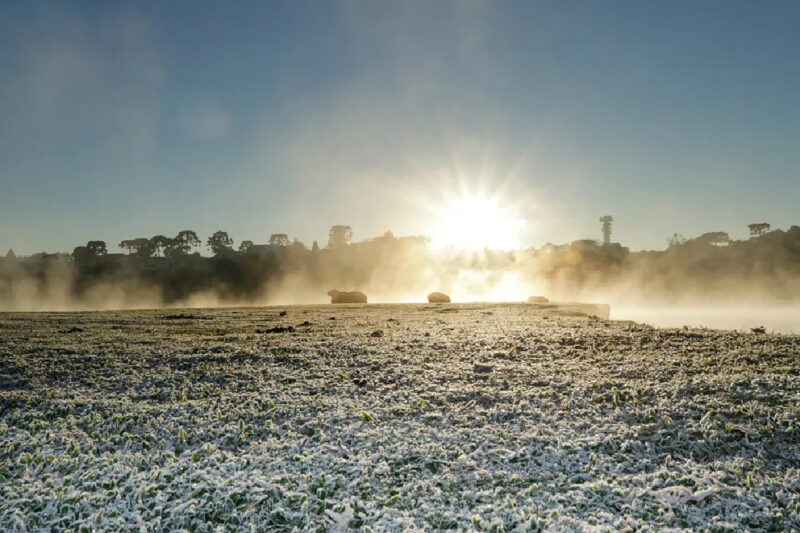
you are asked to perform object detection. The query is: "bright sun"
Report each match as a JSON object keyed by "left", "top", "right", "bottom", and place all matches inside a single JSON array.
[{"left": 430, "top": 193, "right": 526, "bottom": 251}]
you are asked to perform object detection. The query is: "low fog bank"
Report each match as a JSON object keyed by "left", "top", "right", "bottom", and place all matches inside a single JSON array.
[
  {"left": 2, "top": 226, "right": 800, "bottom": 331},
  {"left": 612, "top": 306, "right": 800, "bottom": 334}
]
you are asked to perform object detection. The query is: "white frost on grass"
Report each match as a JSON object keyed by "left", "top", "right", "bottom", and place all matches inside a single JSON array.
[{"left": 0, "top": 304, "right": 798, "bottom": 531}]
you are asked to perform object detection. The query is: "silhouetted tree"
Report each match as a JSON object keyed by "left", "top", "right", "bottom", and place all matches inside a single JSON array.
[
  {"left": 311, "top": 240, "right": 320, "bottom": 253},
  {"left": 269, "top": 233, "right": 290, "bottom": 246},
  {"left": 119, "top": 240, "right": 135, "bottom": 255},
  {"left": 165, "top": 230, "right": 201, "bottom": 258},
  {"left": 328, "top": 225, "right": 353, "bottom": 249},
  {"left": 207, "top": 231, "right": 233, "bottom": 255},
  {"left": 695, "top": 231, "right": 729, "bottom": 247},
  {"left": 290, "top": 238, "right": 306, "bottom": 250},
  {"left": 72, "top": 246, "right": 90, "bottom": 263},
  {"left": 239, "top": 240, "right": 253, "bottom": 253},
  {"left": 163, "top": 244, "right": 183, "bottom": 260},
  {"left": 119, "top": 238, "right": 155, "bottom": 258},
  {"left": 748, "top": 223, "right": 771, "bottom": 238},
  {"left": 149, "top": 235, "right": 173, "bottom": 257},
  {"left": 74, "top": 240, "right": 107, "bottom": 263},
  {"left": 86, "top": 241, "right": 107, "bottom": 256},
  {"left": 667, "top": 233, "right": 686, "bottom": 248}
]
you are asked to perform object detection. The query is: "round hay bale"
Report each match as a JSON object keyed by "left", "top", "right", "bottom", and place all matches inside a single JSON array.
[
  {"left": 327, "top": 290, "right": 368, "bottom": 304},
  {"left": 526, "top": 295, "right": 549, "bottom": 304},
  {"left": 427, "top": 292, "right": 451, "bottom": 303}
]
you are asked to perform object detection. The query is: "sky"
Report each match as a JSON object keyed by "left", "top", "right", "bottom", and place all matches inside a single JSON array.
[{"left": 1, "top": 0, "right": 799, "bottom": 255}]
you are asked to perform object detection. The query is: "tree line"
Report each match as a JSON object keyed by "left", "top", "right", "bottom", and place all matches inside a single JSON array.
[
  {"left": 72, "top": 225, "right": 356, "bottom": 262},
  {"left": 4, "top": 221, "right": 800, "bottom": 307}
]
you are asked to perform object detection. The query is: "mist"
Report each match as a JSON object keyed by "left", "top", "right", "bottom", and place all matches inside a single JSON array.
[
  {"left": 2, "top": 224, "right": 800, "bottom": 336},
  {"left": 612, "top": 306, "right": 800, "bottom": 334}
]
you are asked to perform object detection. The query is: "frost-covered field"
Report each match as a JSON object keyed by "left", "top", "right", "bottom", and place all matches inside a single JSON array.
[{"left": 1, "top": 304, "right": 798, "bottom": 532}]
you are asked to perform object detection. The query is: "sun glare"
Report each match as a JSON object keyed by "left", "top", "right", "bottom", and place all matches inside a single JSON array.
[{"left": 430, "top": 193, "right": 525, "bottom": 251}]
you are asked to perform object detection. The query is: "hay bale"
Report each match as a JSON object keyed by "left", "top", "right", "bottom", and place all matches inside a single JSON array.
[
  {"left": 526, "top": 296, "right": 549, "bottom": 304},
  {"left": 427, "top": 292, "right": 451, "bottom": 303},
  {"left": 327, "top": 290, "right": 368, "bottom": 304}
]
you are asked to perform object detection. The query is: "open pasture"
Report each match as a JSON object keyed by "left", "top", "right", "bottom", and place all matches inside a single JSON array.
[{"left": 1, "top": 304, "right": 798, "bottom": 531}]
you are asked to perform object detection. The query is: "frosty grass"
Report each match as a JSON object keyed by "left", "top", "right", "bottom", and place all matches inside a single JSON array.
[{"left": 0, "top": 303, "right": 798, "bottom": 531}]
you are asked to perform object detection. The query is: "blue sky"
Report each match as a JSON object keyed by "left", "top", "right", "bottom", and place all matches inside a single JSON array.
[{"left": 1, "top": 0, "right": 799, "bottom": 254}]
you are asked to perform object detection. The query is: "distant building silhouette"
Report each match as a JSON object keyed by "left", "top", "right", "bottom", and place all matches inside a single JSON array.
[{"left": 599, "top": 216, "right": 613, "bottom": 245}]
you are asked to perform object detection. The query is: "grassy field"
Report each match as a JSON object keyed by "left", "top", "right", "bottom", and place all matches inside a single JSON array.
[{"left": 1, "top": 303, "right": 798, "bottom": 531}]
